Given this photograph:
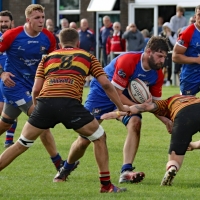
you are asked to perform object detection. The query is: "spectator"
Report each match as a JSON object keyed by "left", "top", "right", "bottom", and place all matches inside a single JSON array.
[
  {"left": 69, "top": 21, "right": 77, "bottom": 29},
  {"left": 106, "top": 22, "right": 125, "bottom": 58},
  {"left": 170, "top": 6, "right": 187, "bottom": 33},
  {"left": 45, "top": 18, "right": 53, "bottom": 28},
  {"left": 99, "top": 16, "right": 113, "bottom": 67},
  {"left": 181, "top": 15, "right": 196, "bottom": 32},
  {"left": 122, "top": 23, "right": 145, "bottom": 51},
  {"left": 78, "top": 18, "right": 96, "bottom": 53},
  {"left": 151, "top": 16, "right": 164, "bottom": 36},
  {"left": 78, "top": 18, "right": 96, "bottom": 87},
  {"left": 141, "top": 29, "right": 150, "bottom": 51},
  {"left": 56, "top": 18, "right": 69, "bottom": 35},
  {"left": 47, "top": 24, "right": 59, "bottom": 49},
  {"left": 159, "top": 22, "right": 177, "bottom": 86}
]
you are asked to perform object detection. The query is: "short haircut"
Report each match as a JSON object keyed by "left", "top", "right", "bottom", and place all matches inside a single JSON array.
[
  {"left": 195, "top": 5, "right": 200, "bottom": 13},
  {"left": 176, "top": 6, "right": 185, "bottom": 13},
  {"left": 60, "top": 18, "right": 68, "bottom": 24},
  {"left": 25, "top": 4, "right": 45, "bottom": 18},
  {"left": 59, "top": 28, "right": 79, "bottom": 46},
  {"left": 146, "top": 36, "right": 169, "bottom": 53},
  {"left": 0, "top": 10, "right": 13, "bottom": 21},
  {"left": 141, "top": 29, "right": 149, "bottom": 37}
]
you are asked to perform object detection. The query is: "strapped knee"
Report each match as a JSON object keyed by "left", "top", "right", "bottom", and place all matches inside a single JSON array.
[
  {"left": 18, "top": 134, "right": 34, "bottom": 147},
  {"left": 1, "top": 116, "right": 15, "bottom": 124},
  {"left": 87, "top": 125, "right": 104, "bottom": 141}
]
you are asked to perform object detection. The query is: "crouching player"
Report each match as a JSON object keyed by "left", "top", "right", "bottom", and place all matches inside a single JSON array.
[
  {"left": 101, "top": 94, "right": 200, "bottom": 186},
  {"left": 0, "top": 28, "right": 130, "bottom": 193}
]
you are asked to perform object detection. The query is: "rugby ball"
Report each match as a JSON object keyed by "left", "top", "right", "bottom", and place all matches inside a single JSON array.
[{"left": 128, "top": 78, "right": 150, "bottom": 103}]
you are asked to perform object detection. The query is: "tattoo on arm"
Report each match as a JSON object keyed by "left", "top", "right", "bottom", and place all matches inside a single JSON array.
[
  {"left": 135, "top": 103, "right": 157, "bottom": 112},
  {"left": 135, "top": 105, "right": 146, "bottom": 112}
]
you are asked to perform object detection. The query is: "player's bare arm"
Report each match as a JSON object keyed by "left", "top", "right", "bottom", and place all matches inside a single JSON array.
[
  {"left": 32, "top": 78, "right": 44, "bottom": 106},
  {"left": 101, "top": 100, "right": 157, "bottom": 120},
  {"left": 97, "top": 75, "right": 130, "bottom": 113},
  {"left": 173, "top": 44, "right": 200, "bottom": 64},
  {"left": 115, "top": 87, "right": 137, "bottom": 106}
]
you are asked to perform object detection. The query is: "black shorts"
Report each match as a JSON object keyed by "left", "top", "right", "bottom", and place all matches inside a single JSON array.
[
  {"left": 28, "top": 97, "right": 94, "bottom": 130},
  {"left": 169, "top": 103, "right": 200, "bottom": 155}
]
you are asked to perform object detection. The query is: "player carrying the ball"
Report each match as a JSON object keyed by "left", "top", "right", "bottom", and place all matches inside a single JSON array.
[
  {"left": 65, "top": 36, "right": 171, "bottom": 184},
  {"left": 101, "top": 94, "right": 200, "bottom": 186}
]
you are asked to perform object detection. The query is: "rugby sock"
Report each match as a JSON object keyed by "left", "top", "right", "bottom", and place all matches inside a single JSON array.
[
  {"left": 5, "top": 120, "right": 17, "bottom": 144},
  {"left": 121, "top": 163, "right": 133, "bottom": 173},
  {"left": 51, "top": 153, "right": 62, "bottom": 170},
  {"left": 63, "top": 160, "right": 75, "bottom": 170},
  {"left": 99, "top": 171, "right": 111, "bottom": 186}
]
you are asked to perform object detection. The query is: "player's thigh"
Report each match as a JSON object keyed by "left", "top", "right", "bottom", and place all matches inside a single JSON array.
[
  {"left": 21, "top": 121, "right": 45, "bottom": 140},
  {"left": 2, "top": 103, "right": 22, "bottom": 119}
]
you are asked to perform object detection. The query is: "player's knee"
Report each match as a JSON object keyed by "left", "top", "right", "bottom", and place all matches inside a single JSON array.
[
  {"left": 127, "top": 117, "right": 141, "bottom": 131},
  {"left": 18, "top": 134, "right": 35, "bottom": 148},
  {"left": 86, "top": 125, "right": 105, "bottom": 142},
  {"left": 1, "top": 116, "right": 15, "bottom": 125},
  {"left": 0, "top": 117, "right": 14, "bottom": 133}
]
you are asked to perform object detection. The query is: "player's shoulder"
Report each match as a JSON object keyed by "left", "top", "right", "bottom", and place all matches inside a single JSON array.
[
  {"left": 119, "top": 52, "right": 142, "bottom": 62},
  {"left": 6, "top": 26, "right": 23, "bottom": 35},
  {"left": 181, "top": 24, "right": 196, "bottom": 35}
]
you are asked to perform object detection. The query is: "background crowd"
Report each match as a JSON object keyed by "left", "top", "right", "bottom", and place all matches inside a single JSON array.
[{"left": 46, "top": 6, "right": 194, "bottom": 87}]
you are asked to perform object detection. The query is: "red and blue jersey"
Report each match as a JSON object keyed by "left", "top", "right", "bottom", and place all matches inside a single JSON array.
[
  {"left": 0, "top": 32, "right": 7, "bottom": 68},
  {"left": 0, "top": 25, "right": 56, "bottom": 105},
  {"left": 177, "top": 24, "right": 200, "bottom": 84},
  {"left": 89, "top": 52, "right": 164, "bottom": 100},
  {"left": 0, "top": 26, "right": 56, "bottom": 90}
]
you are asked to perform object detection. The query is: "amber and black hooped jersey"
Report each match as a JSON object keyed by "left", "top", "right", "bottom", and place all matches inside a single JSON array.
[
  {"left": 35, "top": 47, "right": 106, "bottom": 102},
  {"left": 153, "top": 94, "right": 200, "bottom": 121}
]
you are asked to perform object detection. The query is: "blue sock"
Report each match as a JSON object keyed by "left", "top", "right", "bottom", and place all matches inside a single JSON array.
[
  {"left": 51, "top": 153, "right": 62, "bottom": 170},
  {"left": 64, "top": 160, "right": 75, "bottom": 170},
  {"left": 5, "top": 120, "right": 17, "bottom": 144},
  {"left": 121, "top": 163, "right": 133, "bottom": 173}
]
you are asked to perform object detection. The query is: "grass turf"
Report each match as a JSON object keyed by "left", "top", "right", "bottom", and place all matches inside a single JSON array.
[{"left": 0, "top": 85, "right": 200, "bottom": 199}]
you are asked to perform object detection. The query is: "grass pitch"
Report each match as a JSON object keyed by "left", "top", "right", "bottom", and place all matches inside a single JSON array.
[{"left": 0, "top": 86, "right": 200, "bottom": 200}]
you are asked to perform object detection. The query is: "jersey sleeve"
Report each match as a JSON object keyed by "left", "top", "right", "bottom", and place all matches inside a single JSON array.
[
  {"left": 43, "top": 28, "right": 57, "bottom": 53},
  {"left": 0, "top": 27, "right": 22, "bottom": 53},
  {"left": 35, "top": 56, "right": 46, "bottom": 79},
  {"left": 149, "top": 69, "right": 164, "bottom": 99},
  {"left": 111, "top": 54, "right": 138, "bottom": 90},
  {"left": 89, "top": 54, "right": 106, "bottom": 78},
  {"left": 176, "top": 25, "right": 195, "bottom": 48}
]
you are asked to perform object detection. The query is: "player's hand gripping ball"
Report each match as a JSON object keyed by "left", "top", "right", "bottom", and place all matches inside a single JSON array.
[{"left": 128, "top": 78, "right": 151, "bottom": 103}]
